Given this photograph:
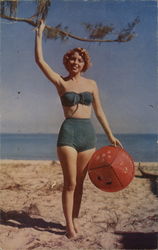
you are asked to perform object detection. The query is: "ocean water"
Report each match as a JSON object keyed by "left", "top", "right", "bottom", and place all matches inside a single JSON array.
[{"left": 0, "top": 133, "right": 158, "bottom": 162}]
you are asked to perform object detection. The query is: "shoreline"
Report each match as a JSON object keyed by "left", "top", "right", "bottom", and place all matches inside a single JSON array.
[
  {"left": 0, "top": 159, "right": 158, "bottom": 166},
  {"left": 0, "top": 159, "right": 60, "bottom": 164}
]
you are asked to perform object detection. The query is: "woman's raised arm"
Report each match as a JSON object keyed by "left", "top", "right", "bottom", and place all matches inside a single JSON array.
[
  {"left": 92, "top": 81, "right": 122, "bottom": 147},
  {"left": 35, "top": 20, "right": 64, "bottom": 87}
]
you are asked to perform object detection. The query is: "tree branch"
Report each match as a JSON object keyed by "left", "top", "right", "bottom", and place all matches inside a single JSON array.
[
  {"left": 0, "top": 14, "right": 36, "bottom": 26},
  {"left": 0, "top": 14, "right": 131, "bottom": 43}
]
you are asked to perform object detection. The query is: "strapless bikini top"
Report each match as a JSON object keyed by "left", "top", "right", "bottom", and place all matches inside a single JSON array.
[{"left": 60, "top": 91, "right": 93, "bottom": 107}]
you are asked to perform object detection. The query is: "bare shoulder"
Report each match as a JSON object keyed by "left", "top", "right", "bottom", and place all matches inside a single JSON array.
[
  {"left": 91, "top": 79, "right": 97, "bottom": 88},
  {"left": 82, "top": 77, "right": 97, "bottom": 89},
  {"left": 87, "top": 78, "right": 98, "bottom": 93}
]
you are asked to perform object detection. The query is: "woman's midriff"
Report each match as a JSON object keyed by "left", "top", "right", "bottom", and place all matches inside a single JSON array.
[{"left": 63, "top": 104, "right": 92, "bottom": 119}]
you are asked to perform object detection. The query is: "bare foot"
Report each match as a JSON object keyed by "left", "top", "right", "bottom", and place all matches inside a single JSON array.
[
  {"left": 65, "top": 228, "right": 77, "bottom": 239},
  {"left": 73, "top": 218, "right": 80, "bottom": 233}
]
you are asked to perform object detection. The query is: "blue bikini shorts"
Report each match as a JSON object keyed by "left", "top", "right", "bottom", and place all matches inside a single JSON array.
[{"left": 57, "top": 118, "right": 96, "bottom": 152}]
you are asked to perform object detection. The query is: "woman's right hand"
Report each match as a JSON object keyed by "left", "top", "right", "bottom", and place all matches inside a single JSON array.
[{"left": 36, "top": 19, "right": 45, "bottom": 34}]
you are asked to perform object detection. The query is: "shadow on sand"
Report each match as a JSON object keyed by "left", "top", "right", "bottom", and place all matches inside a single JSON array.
[
  {"left": 0, "top": 209, "right": 66, "bottom": 235},
  {"left": 135, "top": 174, "right": 158, "bottom": 197},
  {"left": 150, "top": 178, "right": 158, "bottom": 197},
  {"left": 115, "top": 231, "right": 158, "bottom": 249}
]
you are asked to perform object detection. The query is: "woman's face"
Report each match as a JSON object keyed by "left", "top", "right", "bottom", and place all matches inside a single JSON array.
[{"left": 67, "top": 52, "right": 85, "bottom": 75}]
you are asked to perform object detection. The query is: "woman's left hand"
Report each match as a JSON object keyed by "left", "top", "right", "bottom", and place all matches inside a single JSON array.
[{"left": 109, "top": 135, "right": 123, "bottom": 148}]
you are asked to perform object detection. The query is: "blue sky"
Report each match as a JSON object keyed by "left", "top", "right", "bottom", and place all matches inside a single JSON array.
[{"left": 0, "top": 0, "right": 157, "bottom": 134}]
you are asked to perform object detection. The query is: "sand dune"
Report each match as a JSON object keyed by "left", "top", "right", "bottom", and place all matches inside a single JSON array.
[{"left": 0, "top": 160, "right": 158, "bottom": 249}]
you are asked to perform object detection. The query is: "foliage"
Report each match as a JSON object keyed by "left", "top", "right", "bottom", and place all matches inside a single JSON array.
[
  {"left": 33, "top": 0, "right": 51, "bottom": 21},
  {"left": 83, "top": 23, "right": 114, "bottom": 39},
  {"left": 118, "top": 16, "right": 140, "bottom": 42},
  {"left": 44, "top": 24, "right": 69, "bottom": 41},
  {"left": 0, "top": 0, "right": 19, "bottom": 17}
]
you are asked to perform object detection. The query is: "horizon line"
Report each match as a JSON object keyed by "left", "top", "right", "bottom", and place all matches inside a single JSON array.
[{"left": 0, "top": 132, "right": 157, "bottom": 135}]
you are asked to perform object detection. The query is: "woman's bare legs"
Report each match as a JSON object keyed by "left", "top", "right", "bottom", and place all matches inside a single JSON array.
[
  {"left": 72, "top": 148, "right": 95, "bottom": 232},
  {"left": 57, "top": 146, "right": 95, "bottom": 238},
  {"left": 57, "top": 146, "right": 78, "bottom": 238}
]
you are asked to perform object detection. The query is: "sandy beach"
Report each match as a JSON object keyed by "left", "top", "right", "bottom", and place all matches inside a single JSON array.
[{"left": 0, "top": 160, "right": 158, "bottom": 250}]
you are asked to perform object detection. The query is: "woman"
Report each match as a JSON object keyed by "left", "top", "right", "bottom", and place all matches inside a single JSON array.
[{"left": 35, "top": 20, "right": 122, "bottom": 238}]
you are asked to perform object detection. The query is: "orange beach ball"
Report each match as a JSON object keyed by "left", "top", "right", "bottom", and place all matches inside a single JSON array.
[{"left": 88, "top": 146, "right": 135, "bottom": 192}]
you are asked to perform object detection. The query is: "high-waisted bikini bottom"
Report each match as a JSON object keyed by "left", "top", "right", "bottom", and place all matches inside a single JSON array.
[{"left": 57, "top": 118, "right": 96, "bottom": 152}]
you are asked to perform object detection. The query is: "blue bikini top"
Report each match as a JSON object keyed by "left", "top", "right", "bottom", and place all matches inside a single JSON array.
[{"left": 60, "top": 91, "right": 93, "bottom": 107}]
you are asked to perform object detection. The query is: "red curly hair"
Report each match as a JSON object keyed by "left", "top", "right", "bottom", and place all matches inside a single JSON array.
[{"left": 63, "top": 47, "right": 92, "bottom": 72}]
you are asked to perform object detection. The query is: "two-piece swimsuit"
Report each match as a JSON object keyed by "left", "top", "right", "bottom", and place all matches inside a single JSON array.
[{"left": 57, "top": 91, "right": 96, "bottom": 152}]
